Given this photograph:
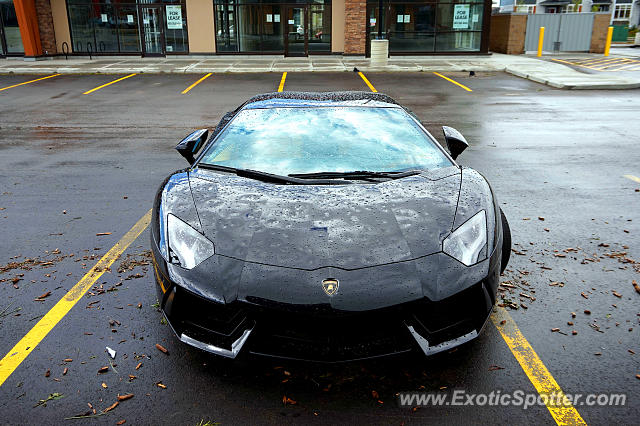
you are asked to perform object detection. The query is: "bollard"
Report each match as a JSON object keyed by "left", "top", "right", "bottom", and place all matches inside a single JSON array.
[
  {"left": 537, "top": 27, "right": 545, "bottom": 57},
  {"left": 604, "top": 26, "right": 613, "bottom": 57}
]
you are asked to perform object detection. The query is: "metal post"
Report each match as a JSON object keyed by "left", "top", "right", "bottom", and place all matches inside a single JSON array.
[
  {"left": 537, "top": 26, "right": 545, "bottom": 57},
  {"left": 604, "top": 26, "right": 613, "bottom": 56},
  {"left": 377, "top": 0, "right": 383, "bottom": 40}
]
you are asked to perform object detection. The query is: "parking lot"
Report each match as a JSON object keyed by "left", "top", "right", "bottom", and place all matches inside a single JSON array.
[{"left": 0, "top": 70, "right": 638, "bottom": 425}]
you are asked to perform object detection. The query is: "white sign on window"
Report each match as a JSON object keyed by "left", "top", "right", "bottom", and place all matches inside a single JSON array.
[
  {"left": 274, "top": 14, "right": 280, "bottom": 22},
  {"left": 404, "top": 14, "right": 410, "bottom": 23},
  {"left": 288, "top": 19, "right": 294, "bottom": 25},
  {"left": 472, "top": 13, "right": 479, "bottom": 23},
  {"left": 166, "top": 5, "right": 182, "bottom": 30},
  {"left": 101, "top": 14, "right": 108, "bottom": 23},
  {"left": 370, "top": 17, "right": 376, "bottom": 26},
  {"left": 453, "top": 4, "right": 470, "bottom": 29},
  {"left": 397, "top": 14, "right": 403, "bottom": 23},
  {"left": 266, "top": 14, "right": 272, "bottom": 22},
  {"left": 127, "top": 14, "right": 134, "bottom": 24}
]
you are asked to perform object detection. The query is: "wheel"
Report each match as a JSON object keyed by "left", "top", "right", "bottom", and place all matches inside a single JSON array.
[{"left": 500, "top": 208, "right": 511, "bottom": 274}]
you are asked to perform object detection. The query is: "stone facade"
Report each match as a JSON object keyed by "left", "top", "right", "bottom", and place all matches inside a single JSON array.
[
  {"left": 35, "top": 0, "right": 56, "bottom": 54},
  {"left": 489, "top": 14, "right": 527, "bottom": 54},
  {"left": 343, "top": 0, "right": 366, "bottom": 55}
]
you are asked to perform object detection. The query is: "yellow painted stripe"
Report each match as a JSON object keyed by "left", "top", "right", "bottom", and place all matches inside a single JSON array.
[
  {"left": 492, "top": 308, "right": 586, "bottom": 425},
  {"left": 551, "top": 58, "right": 604, "bottom": 72},
  {"left": 624, "top": 174, "right": 640, "bottom": 184},
  {"left": 0, "top": 74, "right": 61, "bottom": 92},
  {"left": 433, "top": 72, "right": 472, "bottom": 92},
  {"left": 0, "top": 210, "right": 152, "bottom": 387},
  {"left": 358, "top": 71, "right": 377, "bottom": 93},
  {"left": 278, "top": 71, "right": 287, "bottom": 92},
  {"left": 181, "top": 73, "right": 212, "bottom": 94},
  {"left": 578, "top": 57, "right": 620, "bottom": 66},
  {"left": 83, "top": 73, "right": 137, "bottom": 95}
]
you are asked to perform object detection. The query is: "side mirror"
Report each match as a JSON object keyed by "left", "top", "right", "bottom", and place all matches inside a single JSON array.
[
  {"left": 442, "top": 126, "right": 469, "bottom": 160},
  {"left": 175, "top": 129, "right": 209, "bottom": 165}
]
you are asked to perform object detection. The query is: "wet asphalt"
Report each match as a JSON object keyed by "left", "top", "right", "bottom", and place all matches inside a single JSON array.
[{"left": 0, "top": 71, "right": 638, "bottom": 425}]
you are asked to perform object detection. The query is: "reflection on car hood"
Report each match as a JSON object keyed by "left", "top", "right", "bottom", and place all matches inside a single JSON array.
[{"left": 188, "top": 167, "right": 461, "bottom": 270}]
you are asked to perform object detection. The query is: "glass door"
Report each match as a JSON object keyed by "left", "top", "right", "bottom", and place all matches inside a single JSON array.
[
  {"left": 140, "top": 6, "right": 164, "bottom": 56},
  {"left": 285, "top": 6, "right": 307, "bottom": 57},
  {"left": 0, "top": 0, "right": 24, "bottom": 55}
]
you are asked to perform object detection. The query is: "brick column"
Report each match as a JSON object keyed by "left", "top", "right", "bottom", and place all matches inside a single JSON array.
[
  {"left": 13, "top": 0, "right": 43, "bottom": 57},
  {"left": 35, "top": 0, "right": 57, "bottom": 54},
  {"left": 343, "top": 0, "right": 366, "bottom": 55}
]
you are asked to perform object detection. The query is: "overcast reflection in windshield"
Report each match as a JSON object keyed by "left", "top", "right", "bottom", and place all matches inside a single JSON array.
[{"left": 199, "top": 107, "right": 452, "bottom": 175}]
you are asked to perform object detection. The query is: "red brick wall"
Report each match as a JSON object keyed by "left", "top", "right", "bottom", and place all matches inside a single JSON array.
[
  {"left": 35, "top": 0, "right": 56, "bottom": 54},
  {"left": 590, "top": 13, "right": 609, "bottom": 53},
  {"left": 344, "top": 0, "right": 366, "bottom": 55},
  {"left": 489, "top": 14, "right": 527, "bottom": 54}
]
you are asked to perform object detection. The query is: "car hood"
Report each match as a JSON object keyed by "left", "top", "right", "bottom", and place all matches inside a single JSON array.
[{"left": 188, "top": 167, "right": 461, "bottom": 270}]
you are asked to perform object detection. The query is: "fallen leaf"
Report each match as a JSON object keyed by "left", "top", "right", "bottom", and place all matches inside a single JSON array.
[
  {"left": 63, "top": 368, "right": 68, "bottom": 376},
  {"left": 45, "top": 369, "right": 50, "bottom": 377},
  {"left": 612, "top": 291, "right": 622, "bottom": 298},
  {"left": 157, "top": 383, "right": 166, "bottom": 389},
  {"left": 96, "top": 233, "right": 112, "bottom": 236},
  {"left": 500, "top": 320, "right": 506, "bottom": 325},
  {"left": 551, "top": 328, "right": 560, "bottom": 332},
  {"left": 571, "top": 312, "right": 576, "bottom": 318},
  {"left": 572, "top": 331, "right": 577, "bottom": 336},
  {"left": 63, "top": 358, "right": 72, "bottom": 362},
  {"left": 636, "top": 374, "right": 640, "bottom": 380},
  {"left": 538, "top": 217, "right": 545, "bottom": 221},
  {"left": 116, "top": 421, "right": 126, "bottom": 425},
  {"left": 584, "top": 310, "right": 591, "bottom": 315},
  {"left": 117, "top": 394, "right": 134, "bottom": 401},
  {"left": 101, "top": 383, "right": 107, "bottom": 389},
  {"left": 632, "top": 280, "right": 640, "bottom": 295},
  {"left": 103, "top": 401, "right": 119, "bottom": 413},
  {"left": 98, "top": 366, "right": 109, "bottom": 374},
  {"left": 155, "top": 344, "right": 169, "bottom": 355},
  {"left": 135, "top": 362, "right": 142, "bottom": 370},
  {"left": 38, "top": 291, "right": 51, "bottom": 299},
  {"left": 581, "top": 293, "right": 589, "bottom": 299},
  {"left": 488, "top": 365, "right": 505, "bottom": 371}
]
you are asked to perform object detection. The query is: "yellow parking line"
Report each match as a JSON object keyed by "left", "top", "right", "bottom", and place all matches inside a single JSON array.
[
  {"left": 358, "top": 71, "right": 377, "bottom": 93},
  {"left": 83, "top": 73, "right": 137, "bottom": 95},
  {"left": 611, "top": 63, "right": 640, "bottom": 71},
  {"left": 278, "top": 71, "right": 287, "bottom": 92},
  {"left": 578, "top": 57, "right": 620, "bottom": 66},
  {"left": 624, "top": 174, "right": 640, "bottom": 183},
  {"left": 182, "top": 73, "right": 212, "bottom": 94},
  {"left": 0, "top": 210, "right": 151, "bottom": 387},
  {"left": 590, "top": 59, "right": 632, "bottom": 70},
  {"left": 551, "top": 58, "right": 604, "bottom": 72},
  {"left": 0, "top": 74, "right": 61, "bottom": 92},
  {"left": 492, "top": 308, "right": 586, "bottom": 425},
  {"left": 433, "top": 72, "right": 472, "bottom": 92}
]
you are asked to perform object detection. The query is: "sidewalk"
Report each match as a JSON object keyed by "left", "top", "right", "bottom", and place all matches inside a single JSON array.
[{"left": 1, "top": 51, "right": 639, "bottom": 90}]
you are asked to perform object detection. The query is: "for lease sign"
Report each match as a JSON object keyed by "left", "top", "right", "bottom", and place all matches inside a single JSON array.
[
  {"left": 453, "top": 4, "right": 470, "bottom": 29},
  {"left": 166, "top": 5, "right": 182, "bottom": 30}
]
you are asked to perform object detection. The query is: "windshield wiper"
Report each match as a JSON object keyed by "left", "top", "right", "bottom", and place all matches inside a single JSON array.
[
  {"left": 288, "top": 170, "right": 423, "bottom": 181},
  {"left": 195, "top": 164, "right": 350, "bottom": 185}
]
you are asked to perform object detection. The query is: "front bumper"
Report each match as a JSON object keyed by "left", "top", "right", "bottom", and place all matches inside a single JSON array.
[{"left": 153, "top": 259, "right": 498, "bottom": 362}]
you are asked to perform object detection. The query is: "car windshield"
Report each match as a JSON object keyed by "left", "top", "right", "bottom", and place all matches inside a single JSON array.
[{"left": 198, "top": 106, "right": 453, "bottom": 176}]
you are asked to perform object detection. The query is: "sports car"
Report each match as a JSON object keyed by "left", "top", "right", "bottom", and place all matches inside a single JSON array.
[{"left": 150, "top": 91, "right": 511, "bottom": 362}]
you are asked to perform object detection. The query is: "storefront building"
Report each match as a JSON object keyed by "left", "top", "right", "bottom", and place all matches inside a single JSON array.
[{"left": 0, "top": 0, "right": 492, "bottom": 58}]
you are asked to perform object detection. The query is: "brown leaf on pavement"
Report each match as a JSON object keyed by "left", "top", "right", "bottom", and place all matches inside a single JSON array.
[
  {"left": 103, "top": 401, "right": 119, "bottom": 413},
  {"left": 581, "top": 292, "right": 589, "bottom": 299},
  {"left": 45, "top": 369, "right": 50, "bottom": 377},
  {"left": 636, "top": 374, "right": 640, "bottom": 380},
  {"left": 117, "top": 394, "right": 134, "bottom": 401},
  {"left": 116, "top": 421, "right": 126, "bottom": 425},
  {"left": 571, "top": 312, "right": 576, "bottom": 318},
  {"left": 96, "top": 233, "right": 112, "bottom": 236},
  {"left": 157, "top": 383, "right": 167, "bottom": 389},
  {"left": 612, "top": 291, "right": 622, "bottom": 298},
  {"left": 584, "top": 310, "right": 591, "bottom": 315},
  {"left": 488, "top": 365, "right": 505, "bottom": 371},
  {"left": 632, "top": 280, "right": 640, "bottom": 295},
  {"left": 551, "top": 328, "right": 560, "bottom": 332},
  {"left": 572, "top": 331, "right": 577, "bottom": 335},
  {"left": 538, "top": 217, "right": 545, "bottom": 221},
  {"left": 135, "top": 362, "right": 142, "bottom": 370},
  {"left": 97, "top": 366, "right": 109, "bottom": 374},
  {"left": 63, "top": 368, "right": 68, "bottom": 376},
  {"left": 101, "top": 383, "right": 107, "bottom": 389},
  {"left": 155, "top": 344, "right": 169, "bottom": 355},
  {"left": 63, "top": 358, "right": 72, "bottom": 362}
]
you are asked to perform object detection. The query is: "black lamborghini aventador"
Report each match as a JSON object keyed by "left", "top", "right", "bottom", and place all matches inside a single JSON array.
[{"left": 150, "top": 91, "right": 511, "bottom": 362}]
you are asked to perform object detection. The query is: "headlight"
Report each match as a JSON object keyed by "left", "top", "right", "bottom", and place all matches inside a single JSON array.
[
  {"left": 443, "top": 210, "right": 487, "bottom": 266},
  {"left": 167, "top": 214, "right": 215, "bottom": 269}
]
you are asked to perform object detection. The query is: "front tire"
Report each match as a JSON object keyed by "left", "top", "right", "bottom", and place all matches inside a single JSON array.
[{"left": 500, "top": 208, "right": 511, "bottom": 274}]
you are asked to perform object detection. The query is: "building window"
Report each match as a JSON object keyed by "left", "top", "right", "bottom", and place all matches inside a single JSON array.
[
  {"left": 613, "top": 4, "right": 631, "bottom": 20},
  {"left": 66, "top": 0, "right": 188, "bottom": 55},
  {"left": 515, "top": 5, "right": 535, "bottom": 13},
  {"left": 367, "top": 0, "right": 485, "bottom": 54},
  {"left": 0, "top": 0, "right": 25, "bottom": 54},
  {"left": 214, "top": 0, "right": 331, "bottom": 54}
]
